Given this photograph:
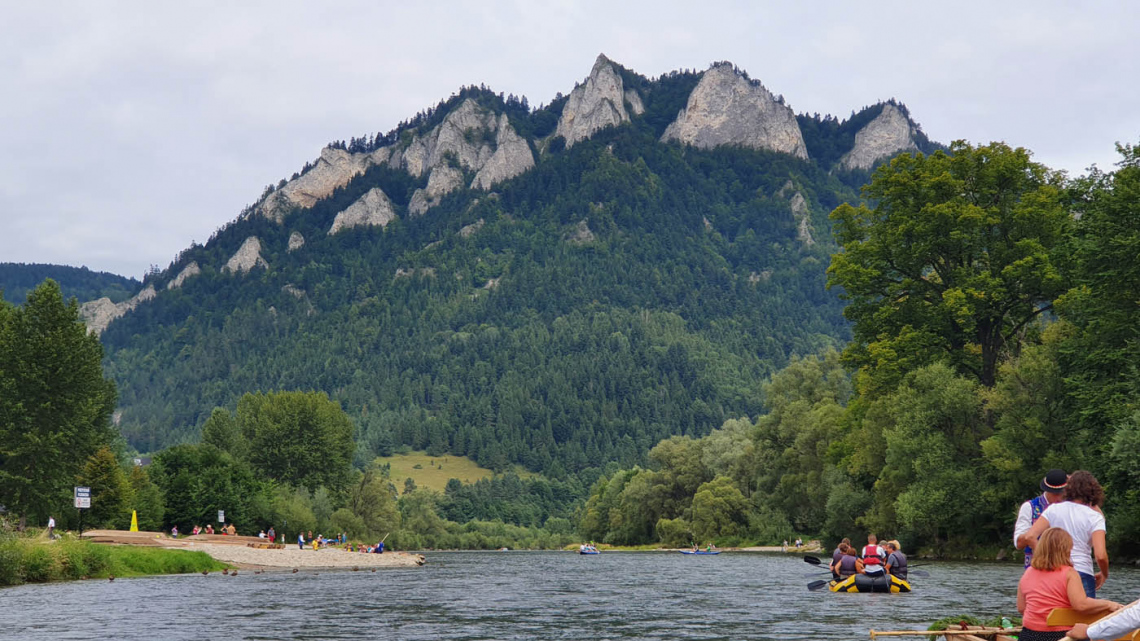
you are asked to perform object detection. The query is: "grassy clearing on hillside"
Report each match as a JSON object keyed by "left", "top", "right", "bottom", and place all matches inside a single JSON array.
[
  {"left": 376, "top": 451, "right": 531, "bottom": 494},
  {"left": 0, "top": 535, "right": 227, "bottom": 586}
]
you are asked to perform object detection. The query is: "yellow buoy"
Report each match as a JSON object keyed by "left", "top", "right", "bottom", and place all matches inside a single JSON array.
[{"left": 129, "top": 510, "right": 138, "bottom": 532}]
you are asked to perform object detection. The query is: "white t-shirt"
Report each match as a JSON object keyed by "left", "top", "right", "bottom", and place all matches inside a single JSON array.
[{"left": 1040, "top": 501, "right": 1106, "bottom": 576}]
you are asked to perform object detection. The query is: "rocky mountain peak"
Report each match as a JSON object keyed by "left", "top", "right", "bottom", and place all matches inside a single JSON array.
[
  {"left": 661, "top": 63, "right": 808, "bottom": 159},
  {"left": 329, "top": 187, "right": 397, "bottom": 234},
  {"left": 838, "top": 103, "right": 920, "bottom": 171},
  {"left": 554, "top": 53, "right": 630, "bottom": 147}
]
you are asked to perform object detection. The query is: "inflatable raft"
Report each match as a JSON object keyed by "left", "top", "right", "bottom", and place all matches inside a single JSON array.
[
  {"left": 829, "top": 572, "right": 910, "bottom": 593},
  {"left": 680, "top": 550, "right": 720, "bottom": 555}
]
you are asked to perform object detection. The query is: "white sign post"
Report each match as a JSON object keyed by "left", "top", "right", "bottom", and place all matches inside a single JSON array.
[
  {"left": 217, "top": 510, "right": 224, "bottom": 523},
  {"left": 74, "top": 486, "right": 91, "bottom": 536}
]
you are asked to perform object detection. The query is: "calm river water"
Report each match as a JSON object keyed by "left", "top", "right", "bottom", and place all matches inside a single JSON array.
[{"left": 4, "top": 551, "right": 1140, "bottom": 640}]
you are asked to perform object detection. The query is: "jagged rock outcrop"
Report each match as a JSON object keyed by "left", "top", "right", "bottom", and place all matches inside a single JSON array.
[
  {"left": 282, "top": 284, "right": 305, "bottom": 299},
  {"left": 329, "top": 188, "right": 397, "bottom": 234},
  {"left": 409, "top": 166, "right": 464, "bottom": 216},
  {"left": 166, "top": 262, "right": 200, "bottom": 290},
  {"left": 789, "top": 192, "right": 814, "bottom": 246},
  {"left": 567, "top": 219, "right": 595, "bottom": 244},
  {"left": 260, "top": 147, "right": 387, "bottom": 222},
  {"left": 662, "top": 63, "right": 808, "bottom": 159},
  {"left": 288, "top": 231, "right": 305, "bottom": 252},
  {"left": 80, "top": 285, "right": 157, "bottom": 335},
  {"left": 395, "top": 100, "right": 533, "bottom": 214},
  {"left": 555, "top": 55, "right": 629, "bottom": 147},
  {"left": 457, "top": 219, "right": 485, "bottom": 238},
  {"left": 838, "top": 103, "right": 920, "bottom": 171},
  {"left": 624, "top": 89, "right": 645, "bottom": 116},
  {"left": 471, "top": 114, "right": 535, "bottom": 190},
  {"left": 223, "top": 236, "right": 268, "bottom": 274}
]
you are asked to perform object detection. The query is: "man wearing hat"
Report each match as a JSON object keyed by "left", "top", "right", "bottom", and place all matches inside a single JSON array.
[{"left": 1013, "top": 469, "right": 1068, "bottom": 568}]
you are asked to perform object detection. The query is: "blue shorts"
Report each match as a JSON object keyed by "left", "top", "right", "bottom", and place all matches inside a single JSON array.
[{"left": 1078, "top": 571, "right": 1096, "bottom": 598}]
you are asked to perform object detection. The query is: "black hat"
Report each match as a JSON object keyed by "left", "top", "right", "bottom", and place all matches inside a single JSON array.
[{"left": 1041, "top": 469, "right": 1068, "bottom": 493}]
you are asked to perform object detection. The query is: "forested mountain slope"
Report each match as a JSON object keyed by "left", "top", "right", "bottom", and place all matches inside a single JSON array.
[
  {"left": 94, "top": 56, "right": 940, "bottom": 485},
  {"left": 0, "top": 263, "right": 140, "bottom": 306}
]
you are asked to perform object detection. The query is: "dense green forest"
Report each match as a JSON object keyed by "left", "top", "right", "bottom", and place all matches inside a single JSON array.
[
  {"left": 581, "top": 141, "right": 1140, "bottom": 556},
  {"left": 102, "top": 83, "right": 868, "bottom": 487},
  {"left": 0, "top": 263, "right": 140, "bottom": 306}
]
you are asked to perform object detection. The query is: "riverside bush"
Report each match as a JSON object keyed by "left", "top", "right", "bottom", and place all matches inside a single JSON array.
[{"left": 0, "top": 538, "right": 225, "bottom": 586}]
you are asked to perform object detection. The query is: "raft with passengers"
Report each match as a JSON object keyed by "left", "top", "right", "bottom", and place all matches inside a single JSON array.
[{"left": 807, "top": 535, "right": 915, "bottom": 593}]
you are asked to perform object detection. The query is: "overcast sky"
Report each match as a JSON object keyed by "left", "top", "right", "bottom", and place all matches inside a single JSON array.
[{"left": 2, "top": 1, "right": 1137, "bottom": 278}]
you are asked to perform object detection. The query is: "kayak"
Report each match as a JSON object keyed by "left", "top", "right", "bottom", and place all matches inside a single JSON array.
[
  {"left": 829, "top": 572, "right": 910, "bottom": 593},
  {"left": 680, "top": 550, "right": 720, "bottom": 555}
]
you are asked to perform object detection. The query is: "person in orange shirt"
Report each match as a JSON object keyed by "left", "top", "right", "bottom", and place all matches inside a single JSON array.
[{"left": 1017, "top": 528, "right": 1119, "bottom": 641}]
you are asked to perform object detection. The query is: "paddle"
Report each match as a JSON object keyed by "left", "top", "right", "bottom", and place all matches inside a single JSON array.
[
  {"left": 804, "top": 553, "right": 928, "bottom": 578},
  {"left": 807, "top": 579, "right": 831, "bottom": 591}
]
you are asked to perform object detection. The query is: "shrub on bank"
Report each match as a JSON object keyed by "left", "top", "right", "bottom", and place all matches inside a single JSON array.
[{"left": 0, "top": 536, "right": 226, "bottom": 586}]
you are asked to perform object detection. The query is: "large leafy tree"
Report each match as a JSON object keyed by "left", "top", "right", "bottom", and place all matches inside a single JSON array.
[
  {"left": 77, "top": 446, "right": 133, "bottom": 529},
  {"left": 235, "top": 391, "right": 355, "bottom": 493},
  {"left": 0, "top": 279, "right": 116, "bottom": 528},
  {"left": 828, "top": 141, "right": 1069, "bottom": 392}
]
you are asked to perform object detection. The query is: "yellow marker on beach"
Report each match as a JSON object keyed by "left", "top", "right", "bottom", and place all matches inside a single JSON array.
[{"left": 130, "top": 511, "right": 138, "bottom": 532}]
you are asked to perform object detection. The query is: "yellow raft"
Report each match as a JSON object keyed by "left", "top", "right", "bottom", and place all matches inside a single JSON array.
[{"left": 830, "top": 572, "right": 911, "bottom": 593}]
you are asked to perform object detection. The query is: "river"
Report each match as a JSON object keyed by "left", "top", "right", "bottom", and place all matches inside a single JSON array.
[{"left": 4, "top": 551, "right": 1140, "bottom": 640}]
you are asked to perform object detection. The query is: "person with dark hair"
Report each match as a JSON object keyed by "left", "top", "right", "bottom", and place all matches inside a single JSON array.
[
  {"left": 1017, "top": 528, "right": 1119, "bottom": 641},
  {"left": 1015, "top": 469, "right": 1068, "bottom": 568},
  {"left": 1018, "top": 470, "right": 1108, "bottom": 597},
  {"left": 830, "top": 543, "right": 863, "bottom": 579},
  {"left": 831, "top": 537, "right": 852, "bottom": 579}
]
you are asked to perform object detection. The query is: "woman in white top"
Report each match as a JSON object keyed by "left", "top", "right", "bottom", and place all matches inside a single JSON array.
[{"left": 1017, "top": 470, "right": 1108, "bottom": 598}]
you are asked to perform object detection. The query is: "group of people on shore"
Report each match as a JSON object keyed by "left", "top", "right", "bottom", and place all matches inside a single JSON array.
[
  {"left": 829, "top": 533, "right": 908, "bottom": 581},
  {"left": 1013, "top": 468, "right": 1140, "bottom": 641}
]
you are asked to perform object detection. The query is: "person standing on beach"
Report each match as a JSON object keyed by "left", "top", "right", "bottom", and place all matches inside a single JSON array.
[
  {"left": 298, "top": 532, "right": 305, "bottom": 549},
  {"left": 47, "top": 516, "right": 55, "bottom": 538}
]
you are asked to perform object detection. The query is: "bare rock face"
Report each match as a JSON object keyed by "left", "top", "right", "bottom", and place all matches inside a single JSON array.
[
  {"left": 789, "top": 192, "right": 814, "bottom": 246},
  {"left": 472, "top": 114, "right": 535, "bottom": 190},
  {"left": 80, "top": 284, "right": 157, "bottom": 335},
  {"left": 567, "top": 219, "right": 595, "bottom": 244},
  {"left": 288, "top": 231, "right": 305, "bottom": 252},
  {"left": 409, "top": 166, "right": 464, "bottom": 216},
  {"left": 329, "top": 188, "right": 397, "bottom": 234},
  {"left": 261, "top": 147, "right": 386, "bottom": 222},
  {"left": 457, "top": 218, "right": 485, "bottom": 238},
  {"left": 625, "top": 89, "right": 645, "bottom": 116},
  {"left": 395, "top": 100, "right": 533, "bottom": 214},
  {"left": 838, "top": 103, "right": 919, "bottom": 171},
  {"left": 661, "top": 63, "right": 808, "bottom": 159},
  {"left": 166, "top": 262, "right": 201, "bottom": 290},
  {"left": 223, "top": 236, "right": 268, "bottom": 275},
  {"left": 555, "top": 54, "right": 629, "bottom": 147}
]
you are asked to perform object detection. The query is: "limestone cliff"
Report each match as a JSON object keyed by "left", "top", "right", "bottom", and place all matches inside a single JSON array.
[
  {"left": 80, "top": 284, "right": 156, "bottom": 335},
  {"left": 471, "top": 114, "right": 535, "bottom": 190},
  {"left": 789, "top": 192, "right": 814, "bottom": 246},
  {"left": 394, "top": 99, "right": 533, "bottom": 214},
  {"left": 329, "top": 187, "right": 396, "bottom": 234},
  {"left": 555, "top": 55, "right": 629, "bottom": 147},
  {"left": 260, "top": 147, "right": 387, "bottom": 222},
  {"left": 166, "top": 262, "right": 201, "bottom": 290},
  {"left": 409, "top": 166, "right": 464, "bottom": 216},
  {"left": 838, "top": 103, "right": 919, "bottom": 171},
  {"left": 223, "top": 236, "right": 268, "bottom": 274},
  {"left": 624, "top": 89, "right": 645, "bottom": 116},
  {"left": 288, "top": 231, "right": 305, "bottom": 252},
  {"left": 661, "top": 63, "right": 808, "bottom": 159}
]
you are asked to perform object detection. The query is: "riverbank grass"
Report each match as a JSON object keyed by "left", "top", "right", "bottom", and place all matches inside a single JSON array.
[{"left": 0, "top": 536, "right": 227, "bottom": 586}]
